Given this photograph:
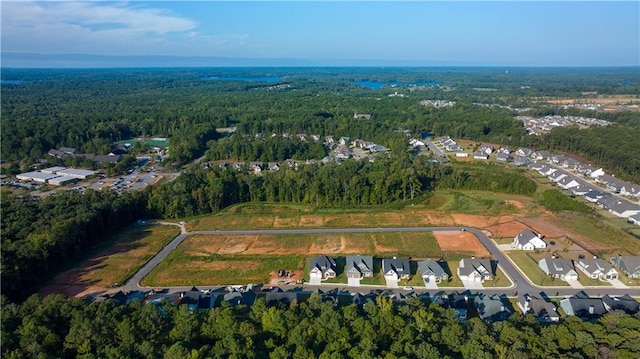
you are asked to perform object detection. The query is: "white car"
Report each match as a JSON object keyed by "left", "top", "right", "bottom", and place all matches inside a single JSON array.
[{"left": 402, "top": 286, "right": 413, "bottom": 291}]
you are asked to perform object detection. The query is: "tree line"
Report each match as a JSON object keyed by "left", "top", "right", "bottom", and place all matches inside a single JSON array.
[
  {"left": 0, "top": 190, "right": 147, "bottom": 302},
  {"left": 2, "top": 292, "right": 639, "bottom": 359}
]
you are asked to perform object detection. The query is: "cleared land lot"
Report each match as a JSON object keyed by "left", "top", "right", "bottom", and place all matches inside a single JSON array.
[
  {"left": 434, "top": 231, "right": 490, "bottom": 257},
  {"left": 41, "top": 224, "right": 179, "bottom": 297},
  {"left": 143, "top": 231, "right": 492, "bottom": 286}
]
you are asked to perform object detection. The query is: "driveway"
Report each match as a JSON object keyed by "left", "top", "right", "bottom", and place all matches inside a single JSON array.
[
  {"left": 386, "top": 278, "right": 399, "bottom": 289},
  {"left": 309, "top": 277, "right": 322, "bottom": 286},
  {"left": 461, "top": 280, "right": 485, "bottom": 290},
  {"left": 607, "top": 278, "right": 628, "bottom": 289},
  {"left": 423, "top": 279, "right": 439, "bottom": 290},
  {"left": 348, "top": 277, "right": 361, "bottom": 287},
  {"left": 566, "top": 279, "right": 585, "bottom": 289},
  {"left": 496, "top": 244, "right": 513, "bottom": 251}
]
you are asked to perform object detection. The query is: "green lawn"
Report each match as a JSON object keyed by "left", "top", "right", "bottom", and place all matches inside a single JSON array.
[
  {"left": 143, "top": 253, "right": 305, "bottom": 287},
  {"left": 578, "top": 276, "right": 612, "bottom": 287},
  {"left": 494, "top": 237, "right": 514, "bottom": 245},
  {"left": 437, "top": 262, "right": 464, "bottom": 288},
  {"left": 551, "top": 212, "right": 640, "bottom": 255},
  {"left": 506, "top": 251, "right": 569, "bottom": 287}
]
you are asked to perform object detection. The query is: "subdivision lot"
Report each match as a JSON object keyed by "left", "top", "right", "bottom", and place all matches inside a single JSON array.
[
  {"left": 41, "top": 224, "right": 180, "bottom": 297},
  {"left": 143, "top": 231, "right": 487, "bottom": 287},
  {"left": 433, "top": 231, "right": 490, "bottom": 257}
]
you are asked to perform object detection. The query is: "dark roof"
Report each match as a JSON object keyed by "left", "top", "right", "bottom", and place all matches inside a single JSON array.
[
  {"left": 435, "top": 292, "right": 468, "bottom": 310},
  {"left": 474, "top": 294, "right": 512, "bottom": 323},
  {"left": 310, "top": 255, "right": 337, "bottom": 271},
  {"left": 264, "top": 292, "right": 301, "bottom": 306},
  {"left": 602, "top": 294, "right": 639, "bottom": 314},
  {"left": 383, "top": 258, "right": 411, "bottom": 276},
  {"left": 417, "top": 260, "right": 448, "bottom": 277},
  {"left": 562, "top": 292, "right": 607, "bottom": 319},
  {"left": 458, "top": 258, "right": 493, "bottom": 277},
  {"left": 345, "top": 255, "right": 374, "bottom": 275}
]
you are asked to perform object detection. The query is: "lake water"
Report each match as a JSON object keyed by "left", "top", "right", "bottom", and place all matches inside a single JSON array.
[
  {"left": 354, "top": 80, "right": 440, "bottom": 89},
  {"left": 201, "top": 76, "right": 281, "bottom": 83}
]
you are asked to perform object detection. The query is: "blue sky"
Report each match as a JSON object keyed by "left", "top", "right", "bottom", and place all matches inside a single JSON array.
[{"left": 2, "top": 1, "right": 639, "bottom": 66}]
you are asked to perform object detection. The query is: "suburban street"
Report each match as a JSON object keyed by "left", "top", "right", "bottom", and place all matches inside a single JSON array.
[{"left": 123, "top": 224, "right": 640, "bottom": 298}]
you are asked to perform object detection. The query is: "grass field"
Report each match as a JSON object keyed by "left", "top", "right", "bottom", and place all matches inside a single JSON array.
[
  {"left": 550, "top": 212, "right": 640, "bottom": 256},
  {"left": 143, "top": 253, "right": 305, "bottom": 286},
  {"left": 188, "top": 190, "right": 534, "bottom": 231},
  {"left": 494, "top": 237, "right": 514, "bottom": 245}
]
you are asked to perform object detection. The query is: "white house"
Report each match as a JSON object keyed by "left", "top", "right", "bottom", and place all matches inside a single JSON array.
[
  {"left": 576, "top": 258, "right": 618, "bottom": 280},
  {"left": 457, "top": 258, "right": 494, "bottom": 282},
  {"left": 309, "top": 256, "right": 337, "bottom": 281},
  {"left": 512, "top": 229, "right": 546, "bottom": 250},
  {"left": 538, "top": 258, "right": 578, "bottom": 281},
  {"left": 589, "top": 168, "right": 605, "bottom": 179}
]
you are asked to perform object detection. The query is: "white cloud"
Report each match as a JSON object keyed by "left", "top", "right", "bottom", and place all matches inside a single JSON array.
[{"left": 1, "top": 1, "right": 247, "bottom": 56}]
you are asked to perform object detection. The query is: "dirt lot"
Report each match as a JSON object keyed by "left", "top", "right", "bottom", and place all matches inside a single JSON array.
[
  {"left": 434, "top": 231, "right": 490, "bottom": 257},
  {"left": 41, "top": 225, "right": 179, "bottom": 297}
]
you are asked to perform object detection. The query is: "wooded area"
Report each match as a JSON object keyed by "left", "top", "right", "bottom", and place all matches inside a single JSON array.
[{"left": 2, "top": 293, "right": 639, "bottom": 359}]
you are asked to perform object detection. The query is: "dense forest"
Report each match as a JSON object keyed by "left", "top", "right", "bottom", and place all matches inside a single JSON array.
[
  {"left": 3, "top": 292, "right": 640, "bottom": 359},
  {"left": 2, "top": 67, "right": 639, "bottom": 178}
]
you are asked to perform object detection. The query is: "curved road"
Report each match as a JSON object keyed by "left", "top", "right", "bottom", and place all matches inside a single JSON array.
[{"left": 123, "top": 225, "right": 639, "bottom": 298}]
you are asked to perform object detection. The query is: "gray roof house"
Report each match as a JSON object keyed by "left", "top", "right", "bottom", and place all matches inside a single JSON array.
[
  {"left": 495, "top": 152, "right": 511, "bottom": 161},
  {"left": 417, "top": 260, "right": 449, "bottom": 284},
  {"left": 512, "top": 229, "right": 546, "bottom": 250},
  {"left": 560, "top": 292, "right": 607, "bottom": 320},
  {"left": 345, "top": 255, "right": 374, "bottom": 279},
  {"left": 601, "top": 294, "right": 639, "bottom": 315},
  {"left": 309, "top": 255, "right": 337, "bottom": 280},
  {"left": 576, "top": 258, "right": 618, "bottom": 280},
  {"left": 434, "top": 292, "right": 468, "bottom": 322},
  {"left": 538, "top": 258, "right": 578, "bottom": 281},
  {"left": 610, "top": 256, "right": 640, "bottom": 278},
  {"left": 457, "top": 258, "right": 494, "bottom": 282},
  {"left": 517, "top": 293, "right": 559, "bottom": 323},
  {"left": 628, "top": 213, "right": 640, "bottom": 225},
  {"left": 584, "top": 190, "right": 605, "bottom": 203},
  {"left": 474, "top": 294, "right": 513, "bottom": 323},
  {"left": 608, "top": 200, "right": 640, "bottom": 219},
  {"left": 382, "top": 258, "right": 411, "bottom": 280}
]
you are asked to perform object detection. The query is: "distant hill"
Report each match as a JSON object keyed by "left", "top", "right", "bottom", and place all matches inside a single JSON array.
[{"left": 1, "top": 53, "right": 445, "bottom": 68}]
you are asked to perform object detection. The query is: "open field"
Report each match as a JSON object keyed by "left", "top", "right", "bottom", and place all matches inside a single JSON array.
[
  {"left": 188, "top": 191, "right": 537, "bottom": 231},
  {"left": 181, "top": 232, "right": 443, "bottom": 258},
  {"left": 143, "top": 253, "right": 305, "bottom": 286},
  {"left": 143, "top": 231, "right": 486, "bottom": 286},
  {"left": 41, "top": 224, "right": 180, "bottom": 297}
]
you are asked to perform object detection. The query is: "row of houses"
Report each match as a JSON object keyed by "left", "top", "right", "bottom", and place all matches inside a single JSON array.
[
  {"left": 539, "top": 153, "right": 640, "bottom": 200},
  {"left": 517, "top": 115, "right": 611, "bottom": 135},
  {"left": 99, "top": 287, "right": 639, "bottom": 325},
  {"left": 435, "top": 136, "right": 463, "bottom": 152},
  {"left": 309, "top": 255, "right": 495, "bottom": 285},
  {"left": 537, "top": 255, "right": 640, "bottom": 281},
  {"left": 530, "top": 161, "right": 640, "bottom": 221}
]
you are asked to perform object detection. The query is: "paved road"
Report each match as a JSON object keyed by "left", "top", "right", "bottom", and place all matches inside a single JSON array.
[
  {"left": 123, "top": 225, "right": 639, "bottom": 298},
  {"left": 423, "top": 138, "right": 449, "bottom": 163}
]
